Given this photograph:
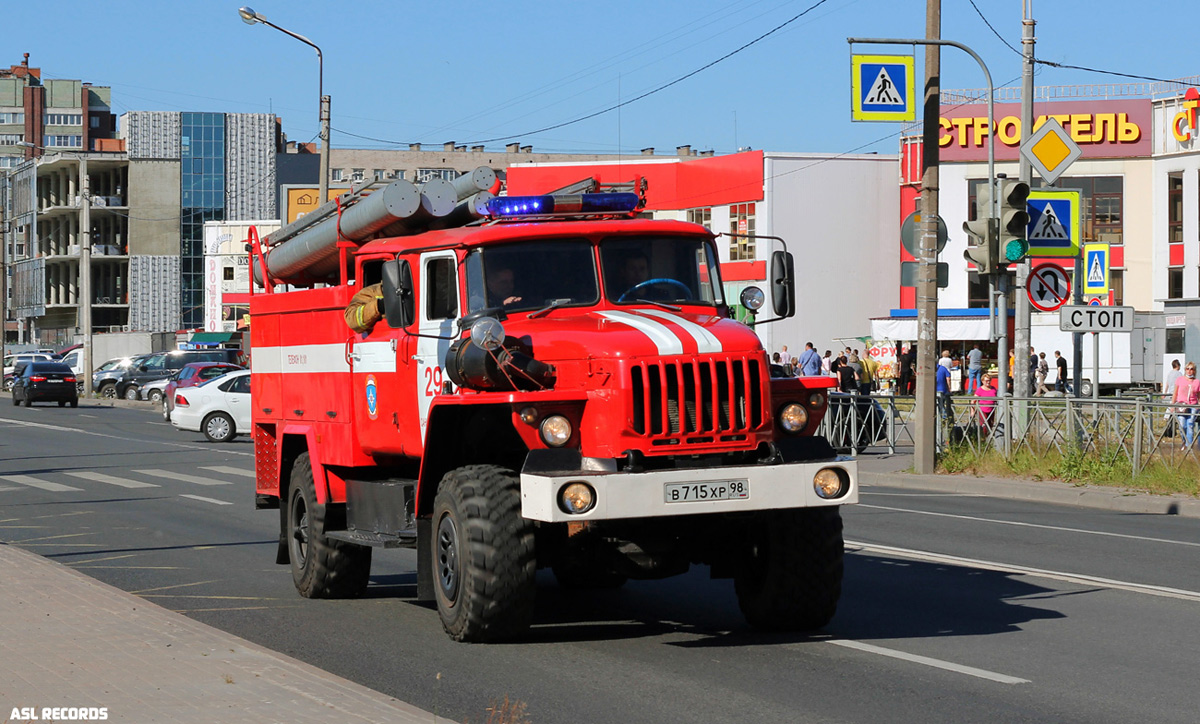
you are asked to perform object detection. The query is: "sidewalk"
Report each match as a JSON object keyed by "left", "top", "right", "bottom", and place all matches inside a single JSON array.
[
  {"left": 0, "top": 542, "right": 450, "bottom": 724},
  {"left": 855, "top": 450, "right": 1200, "bottom": 519}
]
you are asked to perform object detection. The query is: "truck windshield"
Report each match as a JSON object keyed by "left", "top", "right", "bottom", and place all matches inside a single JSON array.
[
  {"left": 599, "top": 235, "right": 724, "bottom": 306},
  {"left": 465, "top": 239, "right": 599, "bottom": 313}
]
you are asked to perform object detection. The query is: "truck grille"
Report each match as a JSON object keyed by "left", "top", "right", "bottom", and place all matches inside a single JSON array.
[{"left": 630, "top": 356, "right": 764, "bottom": 441}]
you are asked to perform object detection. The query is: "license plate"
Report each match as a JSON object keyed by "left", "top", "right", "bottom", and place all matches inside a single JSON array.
[
  {"left": 46, "top": 379, "right": 63, "bottom": 383},
  {"left": 664, "top": 480, "right": 749, "bottom": 503}
]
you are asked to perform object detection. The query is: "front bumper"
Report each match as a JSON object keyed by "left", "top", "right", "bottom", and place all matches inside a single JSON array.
[{"left": 520, "top": 458, "right": 857, "bottom": 523}]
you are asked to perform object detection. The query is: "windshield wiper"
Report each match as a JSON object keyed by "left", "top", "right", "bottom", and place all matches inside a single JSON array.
[
  {"left": 529, "top": 298, "right": 573, "bottom": 318},
  {"left": 632, "top": 299, "right": 682, "bottom": 311}
]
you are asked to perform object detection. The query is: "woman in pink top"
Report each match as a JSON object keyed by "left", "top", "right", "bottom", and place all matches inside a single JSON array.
[
  {"left": 1173, "top": 361, "right": 1200, "bottom": 449},
  {"left": 976, "top": 372, "right": 998, "bottom": 432}
]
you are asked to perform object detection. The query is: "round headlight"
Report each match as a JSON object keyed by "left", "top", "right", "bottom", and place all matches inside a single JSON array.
[
  {"left": 559, "top": 482, "right": 596, "bottom": 514},
  {"left": 808, "top": 392, "right": 826, "bottom": 409},
  {"left": 740, "top": 286, "right": 765, "bottom": 311},
  {"left": 540, "top": 414, "right": 573, "bottom": 447},
  {"left": 813, "top": 468, "right": 848, "bottom": 499},
  {"left": 779, "top": 402, "right": 809, "bottom": 433}
]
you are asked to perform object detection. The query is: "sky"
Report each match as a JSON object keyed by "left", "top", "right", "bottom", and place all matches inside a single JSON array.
[{"left": 9, "top": 1, "right": 1198, "bottom": 158}]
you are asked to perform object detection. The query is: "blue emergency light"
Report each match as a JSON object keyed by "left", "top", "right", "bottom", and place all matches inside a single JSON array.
[{"left": 487, "top": 192, "right": 640, "bottom": 218}]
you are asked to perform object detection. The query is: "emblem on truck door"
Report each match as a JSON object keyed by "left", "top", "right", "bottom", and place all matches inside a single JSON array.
[{"left": 365, "top": 374, "right": 378, "bottom": 420}]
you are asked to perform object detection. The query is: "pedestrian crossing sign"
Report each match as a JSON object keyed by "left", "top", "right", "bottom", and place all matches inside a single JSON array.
[
  {"left": 1025, "top": 189, "right": 1081, "bottom": 257},
  {"left": 1083, "top": 243, "right": 1110, "bottom": 296},
  {"left": 851, "top": 54, "right": 915, "bottom": 122}
]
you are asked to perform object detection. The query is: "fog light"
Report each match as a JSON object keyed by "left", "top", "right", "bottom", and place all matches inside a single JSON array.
[
  {"left": 519, "top": 406, "right": 538, "bottom": 425},
  {"left": 540, "top": 414, "right": 573, "bottom": 447},
  {"left": 779, "top": 402, "right": 808, "bottom": 433},
  {"left": 559, "top": 482, "right": 596, "bottom": 514},
  {"left": 813, "top": 468, "right": 847, "bottom": 499},
  {"left": 808, "top": 392, "right": 826, "bottom": 409}
]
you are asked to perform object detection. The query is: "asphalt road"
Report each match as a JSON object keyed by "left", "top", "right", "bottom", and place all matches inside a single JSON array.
[{"left": 2, "top": 399, "right": 1199, "bottom": 723}]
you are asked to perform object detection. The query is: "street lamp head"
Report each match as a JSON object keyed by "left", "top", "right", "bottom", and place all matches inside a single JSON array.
[{"left": 238, "top": 6, "right": 263, "bottom": 24}]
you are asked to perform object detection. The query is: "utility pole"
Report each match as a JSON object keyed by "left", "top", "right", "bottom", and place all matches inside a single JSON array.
[
  {"left": 79, "top": 156, "right": 93, "bottom": 397},
  {"left": 1014, "top": 0, "right": 1036, "bottom": 400},
  {"left": 914, "top": 0, "right": 942, "bottom": 474}
]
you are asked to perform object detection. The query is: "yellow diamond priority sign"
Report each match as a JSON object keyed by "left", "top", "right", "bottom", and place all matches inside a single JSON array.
[{"left": 1020, "top": 117, "right": 1082, "bottom": 186}]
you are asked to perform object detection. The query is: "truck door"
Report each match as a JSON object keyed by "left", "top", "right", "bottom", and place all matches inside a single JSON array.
[{"left": 414, "top": 251, "right": 460, "bottom": 443}]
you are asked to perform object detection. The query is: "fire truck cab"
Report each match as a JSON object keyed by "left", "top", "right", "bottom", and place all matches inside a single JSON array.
[{"left": 250, "top": 181, "right": 857, "bottom": 642}]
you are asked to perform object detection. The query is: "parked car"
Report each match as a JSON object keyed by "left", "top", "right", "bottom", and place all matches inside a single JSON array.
[
  {"left": 11, "top": 362, "right": 78, "bottom": 407},
  {"left": 93, "top": 355, "right": 151, "bottom": 398},
  {"left": 4, "top": 353, "right": 56, "bottom": 391},
  {"left": 141, "top": 377, "right": 172, "bottom": 406},
  {"left": 108, "top": 349, "right": 246, "bottom": 401},
  {"left": 161, "top": 362, "right": 245, "bottom": 421},
  {"left": 170, "top": 369, "right": 251, "bottom": 442}
]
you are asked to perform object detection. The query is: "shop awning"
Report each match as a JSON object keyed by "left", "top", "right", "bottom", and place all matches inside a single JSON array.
[
  {"left": 189, "top": 332, "right": 235, "bottom": 345},
  {"left": 870, "top": 309, "right": 995, "bottom": 342}
]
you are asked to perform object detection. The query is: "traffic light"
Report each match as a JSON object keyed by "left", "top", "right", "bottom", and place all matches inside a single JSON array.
[
  {"left": 998, "top": 179, "right": 1031, "bottom": 264},
  {"left": 963, "top": 180, "right": 997, "bottom": 274}
]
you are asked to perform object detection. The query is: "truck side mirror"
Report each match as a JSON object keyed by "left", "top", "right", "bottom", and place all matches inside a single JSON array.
[
  {"left": 771, "top": 250, "right": 795, "bottom": 318},
  {"left": 381, "top": 259, "right": 415, "bottom": 328}
]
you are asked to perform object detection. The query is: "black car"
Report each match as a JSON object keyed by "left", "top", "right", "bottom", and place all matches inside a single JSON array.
[
  {"left": 12, "top": 362, "right": 79, "bottom": 407},
  {"left": 101, "top": 349, "right": 246, "bottom": 400}
]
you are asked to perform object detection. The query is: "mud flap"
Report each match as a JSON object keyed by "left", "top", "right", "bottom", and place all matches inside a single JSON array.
[{"left": 416, "top": 517, "right": 434, "bottom": 601}]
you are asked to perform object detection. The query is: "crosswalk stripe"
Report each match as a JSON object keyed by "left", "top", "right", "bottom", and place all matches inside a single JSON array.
[
  {"left": 0, "top": 475, "right": 83, "bottom": 493},
  {"left": 200, "top": 466, "right": 255, "bottom": 478},
  {"left": 64, "top": 471, "right": 159, "bottom": 489},
  {"left": 135, "top": 469, "right": 231, "bottom": 486},
  {"left": 179, "top": 494, "right": 234, "bottom": 506}
]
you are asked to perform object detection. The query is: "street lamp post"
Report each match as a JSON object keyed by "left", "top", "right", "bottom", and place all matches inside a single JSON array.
[{"left": 238, "top": 6, "right": 330, "bottom": 204}]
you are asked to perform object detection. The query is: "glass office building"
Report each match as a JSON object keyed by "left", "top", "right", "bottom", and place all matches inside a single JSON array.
[{"left": 180, "top": 112, "right": 227, "bottom": 328}]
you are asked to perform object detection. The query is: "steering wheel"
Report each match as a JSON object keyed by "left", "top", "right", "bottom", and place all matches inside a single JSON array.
[{"left": 618, "top": 278, "right": 693, "bottom": 303}]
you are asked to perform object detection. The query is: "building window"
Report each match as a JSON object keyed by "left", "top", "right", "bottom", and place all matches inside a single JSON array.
[
  {"left": 687, "top": 207, "right": 712, "bottom": 231},
  {"left": 1168, "top": 172, "right": 1184, "bottom": 243},
  {"left": 43, "top": 113, "right": 83, "bottom": 125},
  {"left": 392, "top": 170, "right": 405, "bottom": 180},
  {"left": 1168, "top": 267, "right": 1184, "bottom": 299},
  {"left": 416, "top": 168, "right": 456, "bottom": 182},
  {"left": 0, "top": 112, "right": 24, "bottom": 124},
  {"left": 0, "top": 156, "right": 19, "bottom": 168},
  {"left": 351, "top": 168, "right": 365, "bottom": 182},
  {"left": 1167, "top": 328, "right": 1185, "bottom": 354},
  {"left": 90, "top": 116, "right": 100, "bottom": 128},
  {"left": 373, "top": 169, "right": 386, "bottom": 181},
  {"left": 43, "top": 134, "right": 83, "bottom": 148},
  {"left": 0, "top": 133, "right": 22, "bottom": 146},
  {"left": 1110, "top": 269, "right": 1123, "bottom": 306},
  {"left": 330, "top": 168, "right": 344, "bottom": 181},
  {"left": 728, "top": 203, "right": 756, "bottom": 260}
]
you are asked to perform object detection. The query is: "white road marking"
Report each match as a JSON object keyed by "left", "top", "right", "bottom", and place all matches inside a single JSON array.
[
  {"left": 64, "top": 471, "right": 159, "bottom": 489},
  {"left": 179, "top": 494, "right": 233, "bottom": 506},
  {"left": 136, "top": 469, "right": 232, "bottom": 486},
  {"left": 201, "top": 466, "right": 254, "bottom": 478},
  {"left": 859, "top": 503, "right": 1200, "bottom": 549},
  {"left": 0, "top": 475, "right": 83, "bottom": 492},
  {"left": 848, "top": 540, "right": 1200, "bottom": 603},
  {"left": 0, "top": 417, "right": 253, "bottom": 456},
  {"left": 825, "top": 639, "right": 1030, "bottom": 685}
]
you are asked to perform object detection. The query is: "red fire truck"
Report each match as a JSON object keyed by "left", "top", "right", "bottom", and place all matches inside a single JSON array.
[{"left": 249, "top": 172, "right": 857, "bottom": 642}]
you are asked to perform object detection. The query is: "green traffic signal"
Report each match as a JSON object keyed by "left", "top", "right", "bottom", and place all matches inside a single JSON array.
[{"left": 998, "top": 179, "right": 1031, "bottom": 264}]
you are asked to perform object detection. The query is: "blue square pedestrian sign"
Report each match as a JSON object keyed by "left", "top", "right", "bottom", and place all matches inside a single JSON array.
[
  {"left": 851, "top": 54, "right": 915, "bottom": 122},
  {"left": 1025, "top": 189, "right": 1081, "bottom": 258},
  {"left": 1083, "top": 243, "right": 1110, "bottom": 296}
]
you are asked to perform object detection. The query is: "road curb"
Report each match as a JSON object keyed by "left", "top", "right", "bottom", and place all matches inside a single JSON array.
[{"left": 860, "top": 469, "right": 1200, "bottom": 519}]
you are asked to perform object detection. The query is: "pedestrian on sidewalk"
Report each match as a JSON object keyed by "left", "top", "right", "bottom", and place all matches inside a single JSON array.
[
  {"left": 798, "top": 342, "right": 822, "bottom": 376},
  {"left": 822, "top": 349, "right": 833, "bottom": 376},
  {"left": 1172, "top": 361, "right": 1200, "bottom": 450},
  {"left": 1055, "top": 350, "right": 1069, "bottom": 393},
  {"left": 936, "top": 359, "right": 953, "bottom": 421},
  {"left": 1035, "top": 352, "right": 1050, "bottom": 396},
  {"left": 967, "top": 343, "right": 983, "bottom": 394},
  {"left": 975, "top": 372, "right": 997, "bottom": 432}
]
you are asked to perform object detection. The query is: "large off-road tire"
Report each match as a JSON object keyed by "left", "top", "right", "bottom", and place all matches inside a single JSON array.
[
  {"left": 734, "top": 507, "right": 844, "bottom": 631},
  {"left": 432, "top": 465, "right": 536, "bottom": 642},
  {"left": 287, "top": 452, "right": 371, "bottom": 598}
]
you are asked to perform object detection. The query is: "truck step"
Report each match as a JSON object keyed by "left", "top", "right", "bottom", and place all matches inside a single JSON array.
[{"left": 326, "top": 528, "right": 417, "bottom": 549}]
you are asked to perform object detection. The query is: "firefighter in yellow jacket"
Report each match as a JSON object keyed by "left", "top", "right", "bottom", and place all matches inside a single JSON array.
[{"left": 344, "top": 283, "right": 384, "bottom": 333}]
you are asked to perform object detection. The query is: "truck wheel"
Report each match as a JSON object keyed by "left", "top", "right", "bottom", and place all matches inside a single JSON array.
[
  {"left": 287, "top": 452, "right": 371, "bottom": 598},
  {"left": 99, "top": 383, "right": 116, "bottom": 399},
  {"left": 734, "top": 507, "right": 843, "bottom": 631},
  {"left": 432, "top": 465, "right": 535, "bottom": 642}
]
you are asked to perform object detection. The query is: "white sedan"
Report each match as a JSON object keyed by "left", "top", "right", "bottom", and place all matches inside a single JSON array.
[{"left": 170, "top": 370, "right": 251, "bottom": 443}]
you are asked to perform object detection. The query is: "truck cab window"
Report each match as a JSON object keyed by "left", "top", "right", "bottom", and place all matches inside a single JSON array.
[
  {"left": 465, "top": 241, "right": 597, "bottom": 313},
  {"left": 426, "top": 257, "right": 458, "bottom": 320},
  {"left": 600, "top": 236, "right": 724, "bottom": 305}
]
